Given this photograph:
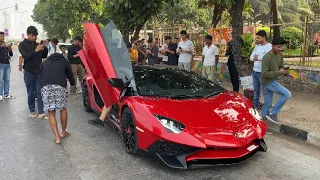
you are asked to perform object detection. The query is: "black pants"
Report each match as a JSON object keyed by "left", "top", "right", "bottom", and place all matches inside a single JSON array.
[{"left": 228, "top": 64, "right": 239, "bottom": 92}]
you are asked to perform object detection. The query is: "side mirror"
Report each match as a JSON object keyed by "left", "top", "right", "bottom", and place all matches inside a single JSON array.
[{"left": 108, "top": 78, "right": 125, "bottom": 89}]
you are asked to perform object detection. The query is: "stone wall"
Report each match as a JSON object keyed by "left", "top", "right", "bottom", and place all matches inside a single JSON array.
[{"left": 192, "top": 59, "right": 320, "bottom": 94}]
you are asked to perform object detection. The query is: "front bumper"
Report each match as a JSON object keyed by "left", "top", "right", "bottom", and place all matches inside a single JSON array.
[{"left": 146, "top": 139, "right": 267, "bottom": 169}]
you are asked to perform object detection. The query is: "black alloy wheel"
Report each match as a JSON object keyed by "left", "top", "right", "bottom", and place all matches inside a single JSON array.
[
  {"left": 121, "top": 108, "right": 139, "bottom": 155},
  {"left": 83, "top": 83, "right": 93, "bottom": 112}
]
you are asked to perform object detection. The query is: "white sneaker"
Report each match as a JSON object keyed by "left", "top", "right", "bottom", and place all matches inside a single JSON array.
[
  {"left": 0, "top": 96, "right": 3, "bottom": 100},
  {"left": 4, "top": 95, "right": 15, "bottom": 99},
  {"left": 77, "top": 90, "right": 83, "bottom": 94}
]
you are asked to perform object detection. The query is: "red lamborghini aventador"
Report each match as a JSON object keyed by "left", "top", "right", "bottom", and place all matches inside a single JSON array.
[{"left": 78, "top": 21, "right": 268, "bottom": 169}]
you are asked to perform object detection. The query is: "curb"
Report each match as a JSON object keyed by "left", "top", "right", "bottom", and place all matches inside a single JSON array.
[{"left": 266, "top": 121, "right": 320, "bottom": 147}]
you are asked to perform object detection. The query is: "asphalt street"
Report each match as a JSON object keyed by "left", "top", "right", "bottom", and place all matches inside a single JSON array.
[{"left": 0, "top": 50, "right": 320, "bottom": 180}]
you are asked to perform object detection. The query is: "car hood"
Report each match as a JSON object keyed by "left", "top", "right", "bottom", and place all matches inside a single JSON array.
[{"left": 137, "top": 91, "right": 257, "bottom": 130}]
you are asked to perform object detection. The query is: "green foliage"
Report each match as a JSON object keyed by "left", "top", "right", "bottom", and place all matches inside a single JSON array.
[
  {"left": 249, "top": 0, "right": 313, "bottom": 24},
  {"left": 241, "top": 33, "right": 254, "bottom": 61},
  {"left": 106, "top": 0, "right": 174, "bottom": 36},
  {"left": 160, "top": 0, "right": 212, "bottom": 29},
  {"left": 280, "top": 26, "right": 303, "bottom": 49},
  {"left": 32, "top": 0, "right": 172, "bottom": 40},
  {"left": 32, "top": 0, "right": 105, "bottom": 40}
]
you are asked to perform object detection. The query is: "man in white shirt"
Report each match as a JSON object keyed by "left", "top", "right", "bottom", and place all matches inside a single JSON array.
[
  {"left": 176, "top": 30, "right": 194, "bottom": 71},
  {"left": 202, "top": 35, "right": 219, "bottom": 82},
  {"left": 47, "top": 38, "right": 61, "bottom": 57},
  {"left": 160, "top": 37, "right": 168, "bottom": 64},
  {"left": 250, "top": 30, "right": 272, "bottom": 109}
]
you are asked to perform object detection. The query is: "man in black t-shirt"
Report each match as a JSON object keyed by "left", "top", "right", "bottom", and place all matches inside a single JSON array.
[
  {"left": 19, "top": 26, "right": 48, "bottom": 119},
  {"left": 164, "top": 36, "right": 178, "bottom": 66},
  {"left": 0, "top": 31, "right": 14, "bottom": 100},
  {"left": 67, "top": 36, "right": 85, "bottom": 98}
]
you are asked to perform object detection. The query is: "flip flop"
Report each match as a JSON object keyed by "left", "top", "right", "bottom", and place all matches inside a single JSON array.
[
  {"left": 29, "top": 113, "right": 37, "bottom": 118},
  {"left": 60, "top": 132, "right": 71, "bottom": 139},
  {"left": 38, "top": 114, "right": 49, "bottom": 120},
  {"left": 54, "top": 139, "right": 61, "bottom": 145}
]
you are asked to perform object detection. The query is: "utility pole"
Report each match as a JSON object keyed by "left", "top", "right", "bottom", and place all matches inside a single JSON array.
[{"left": 302, "top": 16, "right": 309, "bottom": 66}]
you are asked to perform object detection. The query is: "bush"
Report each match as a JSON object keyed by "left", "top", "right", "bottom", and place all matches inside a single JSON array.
[
  {"left": 308, "top": 45, "right": 317, "bottom": 56},
  {"left": 280, "top": 27, "right": 303, "bottom": 49},
  {"left": 241, "top": 33, "right": 255, "bottom": 62}
]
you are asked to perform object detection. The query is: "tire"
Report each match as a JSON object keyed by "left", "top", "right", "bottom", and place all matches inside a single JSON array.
[
  {"left": 83, "top": 83, "right": 93, "bottom": 112},
  {"left": 121, "top": 108, "right": 139, "bottom": 155}
]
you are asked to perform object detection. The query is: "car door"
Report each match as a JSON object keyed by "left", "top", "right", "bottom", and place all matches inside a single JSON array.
[{"left": 79, "top": 21, "right": 134, "bottom": 108}]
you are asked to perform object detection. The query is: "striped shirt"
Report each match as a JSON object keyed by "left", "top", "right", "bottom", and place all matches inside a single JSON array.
[{"left": 250, "top": 43, "right": 272, "bottom": 72}]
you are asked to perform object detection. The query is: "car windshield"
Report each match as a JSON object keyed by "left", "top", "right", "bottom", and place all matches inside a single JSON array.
[
  {"left": 133, "top": 66, "right": 226, "bottom": 98},
  {"left": 100, "top": 21, "right": 134, "bottom": 83}
]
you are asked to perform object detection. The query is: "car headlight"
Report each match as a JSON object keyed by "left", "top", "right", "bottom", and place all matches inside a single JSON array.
[
  {"left": 249, "top": 108, "right": 263, "bottom": 121},
  {"left": 154, "top": 115, "right": 185, "bottom": 134}
]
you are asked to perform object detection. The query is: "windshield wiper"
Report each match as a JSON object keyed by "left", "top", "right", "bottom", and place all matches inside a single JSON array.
[{"left": 204, "top": 90, "right": 226, "bottom": 98}]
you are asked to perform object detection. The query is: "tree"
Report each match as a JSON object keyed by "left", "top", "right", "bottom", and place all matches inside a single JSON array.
[
  {"left": 159, "top": 0, "right": 212, "bottom": 29},
  {"left": 198, "top": 0, "right": 228, "bottom": 28},
  {"left": 33, "top": 0, "right": 105, "bottom": 40},
  {"left": 249, "top": 0, "right": 313, "bottom": 25},
  {"left": 106, "top": 0, "right": 175, "bottom": 43},
  {"left": 229, "top": 0, "right": 248, "bottom": 77}
]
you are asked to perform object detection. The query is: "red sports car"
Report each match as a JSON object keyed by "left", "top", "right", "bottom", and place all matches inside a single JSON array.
[{"left": 79, "top": 21, "right": 268, "bottom": 169}]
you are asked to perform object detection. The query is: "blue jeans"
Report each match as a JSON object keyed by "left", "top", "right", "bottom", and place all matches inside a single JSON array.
[
  {"left": 252, "top": 71, "right": 261, "bottom": 107},
  {"left": 0, "top": 64, "right": 11, "bottom": 96},
  {"left": 24, "top": 71, "right": 44, "bottom": 114},
  {"left": 262, "top": 81, "right": 291, "bottom": 118}
]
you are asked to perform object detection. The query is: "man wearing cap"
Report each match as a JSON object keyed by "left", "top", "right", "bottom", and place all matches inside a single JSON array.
[
  {"left": 261, "top": 37, "right": 291, "bottom": 123},
  {"left": 67, "top": 36, "right": 85, "bottom": 98},
  {"left": 250, "top": 30, "right": 272, "bottom": 109}
]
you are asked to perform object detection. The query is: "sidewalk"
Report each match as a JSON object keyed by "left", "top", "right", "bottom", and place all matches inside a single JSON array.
[{"left": 220, "top": 82, "right": 320, "bottom": 147}]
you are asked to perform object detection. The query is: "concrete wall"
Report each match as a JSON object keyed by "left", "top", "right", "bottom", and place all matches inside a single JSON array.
[{"left": 192, "top": 59, "right": 320, "bottom": 94}]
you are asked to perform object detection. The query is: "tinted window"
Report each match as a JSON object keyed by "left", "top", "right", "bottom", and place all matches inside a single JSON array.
[
  {"left": 133, "top": 66, "right": 226, "bottom": 98},
  {"left": 100, "top": 21, "right": 133, "bottom": 82}
]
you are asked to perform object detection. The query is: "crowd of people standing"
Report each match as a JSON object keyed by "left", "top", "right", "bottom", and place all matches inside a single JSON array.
[{"left": 0, "top": 23, "right": 292, "bottom": 143}]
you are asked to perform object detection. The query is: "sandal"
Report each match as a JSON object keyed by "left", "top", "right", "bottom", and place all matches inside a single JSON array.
[
  {"left": 60, "top": 132, "right": 71, "bottom": 139},
  {"left": 29, "top": 113, "right": 37, "bottom": 118},
  {"left": 38, "top": 114, "right": 49, "bottom": 120},
  {"left": 54, "top": 139, "right": 61, "bottom": 145}
]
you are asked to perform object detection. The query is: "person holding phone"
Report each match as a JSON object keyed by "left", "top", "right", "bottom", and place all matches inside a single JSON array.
[
  {"left": 261, "top": 37, "right": 291, "bottom": 123},
  {"left": 19, "top": 26, "right": 48, "bottom": 119},
  {"left": 176, "top": 30, "right": 194, "bottom": 71},
  {"left": 0, "top": 31, "right": 14, "bottom": 100},
  {"left": 250, "top": 30, "right": 272, "bottom": 109}
]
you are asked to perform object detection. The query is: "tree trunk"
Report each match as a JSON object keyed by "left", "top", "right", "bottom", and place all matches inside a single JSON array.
[
  {"left": 133, "top": 24, "right": 144, "bottom": 39},
  {"left": 123, "top": 7, "right": 130, "bottom": 44},
  {"left": 271, "top": 0, "right": 280, "bottom": 38},
  {"left": 230, "top": 0, "right": 254, "bottom": 100},
  {"left": 229, "top": 0, "right": 248, "bottom": 77},
  {"left": 211, "top": 3, "right": 226, "bottom": 28}
]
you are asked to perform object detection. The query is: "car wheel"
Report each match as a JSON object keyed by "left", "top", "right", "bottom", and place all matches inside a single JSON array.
[
  {"left": 83, "top": 83, "right": 93, "bottom": 112},
  {"left": 121, "top": 108, "right": 139, "bottom": 155}
]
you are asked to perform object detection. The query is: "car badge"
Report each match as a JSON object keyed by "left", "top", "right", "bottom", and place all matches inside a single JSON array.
[{"left": 233, "top": 133, "right": 238, "bottom": 138}]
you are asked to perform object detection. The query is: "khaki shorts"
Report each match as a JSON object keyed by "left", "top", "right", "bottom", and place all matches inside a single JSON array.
[{"left": 202, "top": 65, "right": 218, "bottom": 81}]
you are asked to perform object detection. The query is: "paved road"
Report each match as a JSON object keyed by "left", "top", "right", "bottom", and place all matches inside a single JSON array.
[{"left": 1, "top": 50, "right": 320, "bottom": 180}]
